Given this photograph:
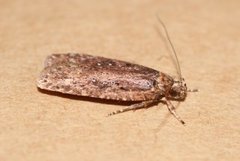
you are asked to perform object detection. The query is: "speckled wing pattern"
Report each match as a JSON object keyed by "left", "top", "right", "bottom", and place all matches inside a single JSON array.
[{"left": 37, "top": 53, "right": 164, "bottom": 101}]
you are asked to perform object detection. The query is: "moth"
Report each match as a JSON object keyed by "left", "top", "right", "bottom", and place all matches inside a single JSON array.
[{"left": 37, "top": 17, "right": 197, "bottom": 124}]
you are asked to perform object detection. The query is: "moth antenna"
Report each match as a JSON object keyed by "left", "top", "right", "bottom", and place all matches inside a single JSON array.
[{"left": 156, "top": 15, "right": 182, "bottom": 80}]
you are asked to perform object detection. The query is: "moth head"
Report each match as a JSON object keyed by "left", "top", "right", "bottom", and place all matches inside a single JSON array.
[{"left": 168, "top": 78, "right": 187, "bottom": 100}]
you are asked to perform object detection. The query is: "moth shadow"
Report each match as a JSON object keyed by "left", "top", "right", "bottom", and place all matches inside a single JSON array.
[
  {"left": 37, "top": 88, "right": 173, "bottom": 129},
  {"left": 37, "top": 88, "right": 140, "bottom": 106}
]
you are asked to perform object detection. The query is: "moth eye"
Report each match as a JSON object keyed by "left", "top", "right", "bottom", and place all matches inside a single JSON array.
[{"left": 170, "top": 90, "right": 178, "bottom": 97}]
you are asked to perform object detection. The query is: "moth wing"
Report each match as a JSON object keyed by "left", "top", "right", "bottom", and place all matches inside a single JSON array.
[{"left": 37, "top": 53, "right": 163, "bottom": 101}]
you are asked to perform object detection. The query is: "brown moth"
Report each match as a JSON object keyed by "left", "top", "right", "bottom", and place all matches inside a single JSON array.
[{"left": 37, "top": 17, "right": 196, "bottom": 124}]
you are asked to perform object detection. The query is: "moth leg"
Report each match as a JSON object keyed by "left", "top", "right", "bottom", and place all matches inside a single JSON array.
[
  {"left": 107, "top": 100, "right": 158, "bottom": 116},
  {"left": 163, "top": 99, "right": 185, "bottom": 125}
]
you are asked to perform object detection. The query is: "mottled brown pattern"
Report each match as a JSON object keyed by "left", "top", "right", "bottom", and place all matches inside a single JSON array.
[{"left": 37, "top": 53, "right": 174, "bottom": 101}]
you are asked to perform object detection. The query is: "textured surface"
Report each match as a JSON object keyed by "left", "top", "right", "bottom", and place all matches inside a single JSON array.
[
  {"left": 0, "top": 0, "right": 240, "bottom": 161},
  {"left": 37, "top": 53, "right": 164, "bottom": 101}
]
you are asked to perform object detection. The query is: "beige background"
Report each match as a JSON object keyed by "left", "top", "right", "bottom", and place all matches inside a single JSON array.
[{"left": 0, "top": 0, "right": 239, "bottom": 161}]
